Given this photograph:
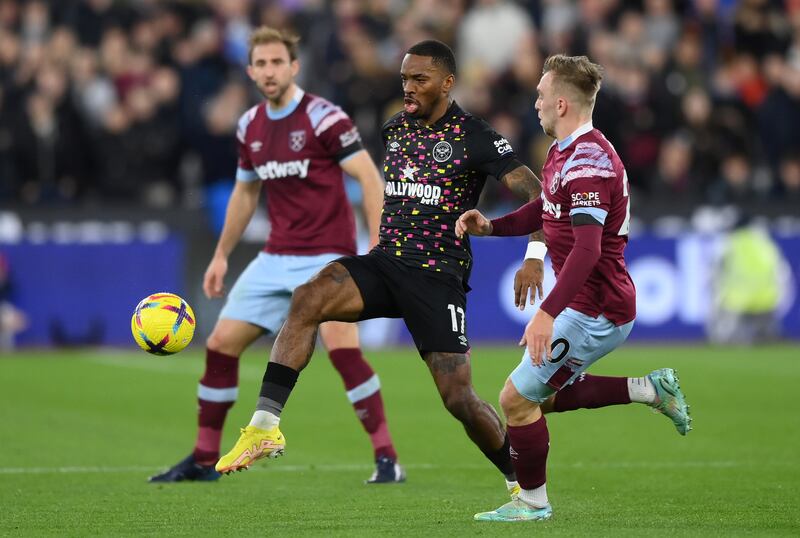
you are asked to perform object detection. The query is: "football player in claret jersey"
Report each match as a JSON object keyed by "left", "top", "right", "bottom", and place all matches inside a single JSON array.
[
  {"left": 215, "top": 40, "right": 548, "bottom": 500},
  {"left": 457, "top": 55, "right": 692, "bottom": 522},
  {"left": 149, "top": 27, "right": 405, "bottom": 484}
]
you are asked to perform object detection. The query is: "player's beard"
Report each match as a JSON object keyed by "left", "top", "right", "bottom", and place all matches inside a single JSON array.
[
  {"left": 540, "top": 117, "right": 556, "bottom": 138},
  {"left": 262, "top": 79, "right": 290, "bottom": 105}
]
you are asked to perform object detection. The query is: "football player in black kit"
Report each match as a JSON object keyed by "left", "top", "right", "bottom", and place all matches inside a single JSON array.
[{"left": 216, "top": 40, "right": 546, "bottom": 502}]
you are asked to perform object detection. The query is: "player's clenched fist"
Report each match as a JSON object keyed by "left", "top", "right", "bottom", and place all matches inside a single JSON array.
[
  {"left": 203, "top": 256, "right": 228, "bottom": 299},
  {"left": 455, "top": 209, "right": 493, "bottom": 239}
]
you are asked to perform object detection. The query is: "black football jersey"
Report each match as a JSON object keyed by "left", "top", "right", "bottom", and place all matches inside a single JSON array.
[{"left": 378, "top": 101, "right": 518, "bottom": 283}]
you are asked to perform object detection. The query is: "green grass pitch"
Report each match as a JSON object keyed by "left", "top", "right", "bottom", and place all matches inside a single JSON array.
[{"left": 1, "top": 344, "right": 798, "bottom": 536}]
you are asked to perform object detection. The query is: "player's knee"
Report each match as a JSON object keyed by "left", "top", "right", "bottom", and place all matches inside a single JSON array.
[
  {"left": 206, "top": 327, "right": 241, "bottom": 356},
  {"left": 499, "top": 381, "right": 536, "bottom": 422},
  {"left": 441, "top": 386, "right": 480, "bottom": 423},
  {"left": 289, "top": 281, "right": 326, "bottom": 322}
]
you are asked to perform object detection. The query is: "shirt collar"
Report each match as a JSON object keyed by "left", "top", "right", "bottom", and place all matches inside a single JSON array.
[
  {"left": 267, "top": 86, "right": 305, "bottom": 120},
  {"left": 557, "top": 121, "right": 593, "bottom": 151}
]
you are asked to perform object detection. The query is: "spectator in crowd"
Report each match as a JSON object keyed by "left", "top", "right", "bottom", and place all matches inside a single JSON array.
[
  {"left": 707, "top": 214, "right": 787, "bottom": 345},
  {"left": 0, "top": 0, "right": 796, "bottom": 220}
]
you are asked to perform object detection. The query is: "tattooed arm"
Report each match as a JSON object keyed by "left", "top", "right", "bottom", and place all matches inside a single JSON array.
[
  {"left": 500, "top": 163, "right": 541, "bottom": 202},
  {"left": 500, "top": 164, "right": 547, "bottom": 310}
]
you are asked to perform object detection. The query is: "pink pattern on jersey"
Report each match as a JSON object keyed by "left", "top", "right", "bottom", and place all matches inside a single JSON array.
[{"left": 314, "top": 111, "right": 349, "bottom": 136}]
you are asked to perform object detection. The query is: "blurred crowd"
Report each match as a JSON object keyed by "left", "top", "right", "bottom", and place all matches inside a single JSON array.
[{"left": 0, "top": 0, "right": 798, "bottom": 216}]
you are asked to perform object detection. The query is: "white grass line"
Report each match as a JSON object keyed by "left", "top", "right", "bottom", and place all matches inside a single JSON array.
[{"left": 0, "top": 461, "right": 749, "bottom": 475}]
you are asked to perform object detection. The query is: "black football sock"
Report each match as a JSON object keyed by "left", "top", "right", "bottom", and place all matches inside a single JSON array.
[
  {"left": 256, "top": 362, "right": 299, "bottom": 417},
  {"left": 482, "top": 432, "right": 516, "bottom": 480}
]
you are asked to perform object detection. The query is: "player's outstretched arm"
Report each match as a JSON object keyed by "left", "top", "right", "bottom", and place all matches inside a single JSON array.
[
  {"left": 455, "top": 209, "right": 492, "bottom": 239},
  {"left": 203, "top": 180, "right": 262, "bottom": 298},
  {"left": 340, "top": 150, "right": 384, "bottom": 249},
  {"left": 499, "top": 164, "right": 541, "bottom": 202}
]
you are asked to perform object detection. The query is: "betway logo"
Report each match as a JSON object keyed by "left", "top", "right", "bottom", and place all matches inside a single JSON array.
[
  {"left": 255, "top": 159, "right": 310, "bottom": 180},
  {"left": 385, "top": 181, "right": 442, "bottom": 205}
]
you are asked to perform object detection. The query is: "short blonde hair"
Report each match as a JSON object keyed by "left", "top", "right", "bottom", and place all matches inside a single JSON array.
[
  {"left": 543, "top": 54, "right": 603, "bottom": 108},
  {"left": 248, "top": 26, "right": 299, "bottom": 64}
]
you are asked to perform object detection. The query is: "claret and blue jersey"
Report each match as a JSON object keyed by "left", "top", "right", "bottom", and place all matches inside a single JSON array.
[
  {"left": 235, "top": 88, "right": 364, "bottom": 257},
  {"left": 540, "top": 121, "right": 636, "bottom": 325}
]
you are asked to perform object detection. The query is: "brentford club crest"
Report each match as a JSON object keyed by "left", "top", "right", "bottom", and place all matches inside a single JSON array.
[
  {"left": 433, "top": 141, "right": 453, "bottom": 162},
  {"left": 289, "top": 130, "right": 306, "bottom": 152}
]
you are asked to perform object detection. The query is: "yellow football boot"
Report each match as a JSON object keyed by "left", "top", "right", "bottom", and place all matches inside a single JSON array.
[{"left": 215, "top": 425, "right": 285, "bottom": 474}]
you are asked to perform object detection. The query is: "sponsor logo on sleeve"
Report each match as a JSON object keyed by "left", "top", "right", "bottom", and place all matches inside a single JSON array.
[
  {"left": 388, "top": 141, "right": 401, "bottom": 152},
  {"left": 494, "top": 137, "right": 513, "bottom": 155},
  {"left": 339, "top": 126, "right": 361, "bottom": 147},
  {"left": 571, "top": 192, "right": 602, "bottom": 207}
]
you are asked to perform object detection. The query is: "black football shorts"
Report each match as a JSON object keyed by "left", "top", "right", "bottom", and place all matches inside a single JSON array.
[{"left": 335, "top": 249, "right": 469, "bottom": 355}]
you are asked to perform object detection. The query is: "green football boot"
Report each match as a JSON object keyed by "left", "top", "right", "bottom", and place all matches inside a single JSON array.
[
  {"left": 648, "top": 368, "right": 692, "bottom": 435},
  {"left": 474, "top": 500, "right": 553, "bottom": 522}
]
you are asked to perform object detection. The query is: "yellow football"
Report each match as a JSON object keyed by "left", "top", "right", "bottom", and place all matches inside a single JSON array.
[{"left": 131, "top": 292, "right": 195, "bottom": 355}]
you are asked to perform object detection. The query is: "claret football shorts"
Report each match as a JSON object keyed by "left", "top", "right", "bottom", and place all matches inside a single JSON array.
[{"left": 336, "top": 249, "right": 469, "bottom": 355}]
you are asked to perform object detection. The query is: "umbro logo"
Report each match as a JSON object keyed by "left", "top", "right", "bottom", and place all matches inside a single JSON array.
[
  {"left": 388, "top": 141, "right": 400, "bottom": 152},
  {"left": 250, "top": 141, "right": 263, "bottom": 152}
]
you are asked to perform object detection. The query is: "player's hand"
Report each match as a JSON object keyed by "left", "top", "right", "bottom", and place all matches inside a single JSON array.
[
  {"left": 203, "top": 255, "right": 228, "bottom": 299},
  {"left": 519, "top": 309, "right": 554, "bottom": 366},
  {"left": 514, "top": 259, "right": 544, "bottom": 310},
  {"left": 455, "top": 209, "right": 492, "bottom": 239}
]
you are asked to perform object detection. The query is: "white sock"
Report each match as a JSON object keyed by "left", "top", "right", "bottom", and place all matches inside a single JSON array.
[
  {"left": 628, "top": 376, "right": 657, "bottom": 404},
  {"left": 519, "top": 484, "right": 549, "bottom": 508},
  {"left": 249, "top": 410, "right": 280, "bottom": 429}
]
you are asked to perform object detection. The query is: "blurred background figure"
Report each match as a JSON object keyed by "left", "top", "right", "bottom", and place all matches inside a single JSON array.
[
  {"left": 0, "top": 252, "right": 26, "bottom": 351},
  {"left": 707, "top": 215, "right": 788, "bottom": 345}
]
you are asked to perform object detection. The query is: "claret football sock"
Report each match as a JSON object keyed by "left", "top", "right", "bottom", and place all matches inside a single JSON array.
[
  {"left": 328, "top": 348, "right": 398, "bottom": 461},
  {"left": 507, "top": 416, "right": 549, "bottom": 492},
  {"left": 552, "top": 373, "right": 631, "bottom": 412},
  {"left": 193, "top": 349, "right": 239, "bottom": 464}
]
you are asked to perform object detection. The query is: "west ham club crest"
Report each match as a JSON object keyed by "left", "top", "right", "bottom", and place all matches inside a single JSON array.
[
  {"left": 289, "top": 130, "right": 306, "bottom": 152},
  {"left": 550, "top": 171, "right": 561, "bottom": 194}
]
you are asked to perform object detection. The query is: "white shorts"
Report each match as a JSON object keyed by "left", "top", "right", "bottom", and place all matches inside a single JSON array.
[
  {"left": 510, "top": 308, "right": 634, "bottom": 402},
  {"left": 219, "top": 252, "right": 343, "bottom": 334}
]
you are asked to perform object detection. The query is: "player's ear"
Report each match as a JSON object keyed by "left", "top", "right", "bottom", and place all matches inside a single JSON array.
[
  {"left": 246, "top": 64, "right": 256, "bottom": 82},
  {"left": 291, "top": 59, "right": 300, "bottom": 78},
  {"left": 442, "top": 73, "right": 455, "bottom": 94},
  {"left": 556, "top": 97, "right": 568, "bottom": 117}
]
